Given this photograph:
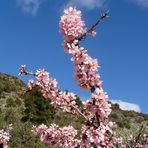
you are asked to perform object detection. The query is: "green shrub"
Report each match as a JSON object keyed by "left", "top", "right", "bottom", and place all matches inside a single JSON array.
[
  {"left": 22, "top": 89, "right": 56, "bottom": 124},
  {"left": 6, "top": 97, "right": 16, "bottom": 107},
  {"left": 9, "top": 122, "right": 46, "bottom": 148}
]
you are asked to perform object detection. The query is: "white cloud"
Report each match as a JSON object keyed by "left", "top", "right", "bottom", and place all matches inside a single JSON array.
[
  {"left": 16, "top": 0, "right": 43, "bottom": 15},
  {"left": 128, "top": 0, "right": 148, "bottom": 7},
  {"left": 67, "top": 0, "right": 106, "bottom": 9},
  {"left": 110, "top": 100, "right": 141, "bottom": 112}
]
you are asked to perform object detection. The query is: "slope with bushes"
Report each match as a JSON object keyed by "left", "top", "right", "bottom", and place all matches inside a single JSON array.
[{"left": 0, "top": 73, "right": 147, "bottom": 147}]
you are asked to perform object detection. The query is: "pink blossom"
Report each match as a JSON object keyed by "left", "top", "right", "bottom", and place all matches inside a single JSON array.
[
  {"left": 0, "top": 129, "right": 10, "bottom": 148},
  {"left": 32, "top": 124, "right": 78, "bottom": 148},
  {"left": 87, "top": 29, "right": 97, "bottom": 36},
  {"left": 83, "top": 89, "right": 111, "bottom": 120},
  {"left": 27, "top": 80, "right": 35, "bottom": 90},
  {"left": 81, "top": 122, "right": 113, "bottom": 147},
  {"left": 59, "top": 7, "right": 86, "bottom": 43},
  {"left": 18, "top": 65, "right": 26, "bottom": 76},
  {"left": 143, "top": 134, "right": 148, "bottom": 140},
  {"left": 72, "top": 50, "right": 100, "bottom": 90}
]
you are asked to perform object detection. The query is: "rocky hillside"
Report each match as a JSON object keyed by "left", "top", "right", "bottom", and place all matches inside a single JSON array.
[
  {"left": 0, "top": 73, "right": 147, "bottom": 147},
  {"left": 0, "top": 73, "right": 26, "bottom": 110}
]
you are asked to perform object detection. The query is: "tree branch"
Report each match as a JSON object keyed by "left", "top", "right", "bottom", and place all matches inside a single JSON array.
[
  {"left": 77, "top": 10, "right": 110, "bottom": 42},
  {"left": 132, "top": 124, "right": 146, "bottom": 147},
  {"left": 69, "top": 102, "right": 88, "bottom": 121},
  {"left": 21, "top": 69, "right": 90, "bottom": 123},
  {"left": 24, "top": 71, "right": 36, "bottom": 76}
]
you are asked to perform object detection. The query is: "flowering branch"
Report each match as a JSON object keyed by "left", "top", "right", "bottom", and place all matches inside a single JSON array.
[
  {"left": 32, "top": 124, "right": 78, "bottom": 148},
  {"left": 19, "top": 65, "right": 89, "bottom": 122},
  {"left": 18, "top": 65, "right": 36, "bottom": 76},
  {"left": 59, "top": 7, "right": 113, "bottom": 147}
]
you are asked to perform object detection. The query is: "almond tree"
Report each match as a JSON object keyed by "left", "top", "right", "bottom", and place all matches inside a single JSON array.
[{"left": 19, "top": 7, "right": 147, "bottom": 148}]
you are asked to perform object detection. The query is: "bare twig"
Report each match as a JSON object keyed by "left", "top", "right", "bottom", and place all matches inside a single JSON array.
[
  {"left": 69, "top": 102, "right": 88, "bottom": 121},
  {"left": 132, "top": 123, "right": 146, "bottom": 147},
  {"left": 24, "top": 71, "right": 36, "bottom": 76},
  {"left": 77, "top": 10, "right": 110, "bottom": 42}
]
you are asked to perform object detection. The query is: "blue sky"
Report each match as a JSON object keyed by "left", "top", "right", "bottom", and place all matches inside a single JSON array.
[{"left": 0, "top": 0, "right": 148, "bottom": 113}]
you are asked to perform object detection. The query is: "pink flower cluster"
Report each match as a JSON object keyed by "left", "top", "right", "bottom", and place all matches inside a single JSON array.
[
  {"left": 32, "top": 124, "right": 78, "bottom": 148},
  {"left": 83, "top": 88, "right": 111, "bottom": 120},
  {"left": 81, "top": 121, "right": 115, "bottom": 147},
  {"left": 71, "top": 46, "right": 101, "bottom": 90},
  {"left": 59, "top": 7, "right": 86, "bottom": 43},
  {"left": 0, "top": 129, "right": 10, "bottom": 148},
  {"left": 60, "top": 7, "right": 100, "bottom": 91},
  {"left": 27, "top": 69, "right": 78, "bottom": 114},
  {"left": 61, "top": 32, "right": 101, "bottom": 91},
  {"left": 32, "top": 122, "right": 117, "bottom": 148}
]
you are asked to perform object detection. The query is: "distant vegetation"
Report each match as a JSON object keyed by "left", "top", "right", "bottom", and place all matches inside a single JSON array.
[{"left": 0, "top": 73, "right": 147, "bottom": 147}]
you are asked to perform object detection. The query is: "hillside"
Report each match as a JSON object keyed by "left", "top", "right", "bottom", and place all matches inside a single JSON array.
[{"left": 0, "top": 73, "right": 147, "bottom": 147}]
